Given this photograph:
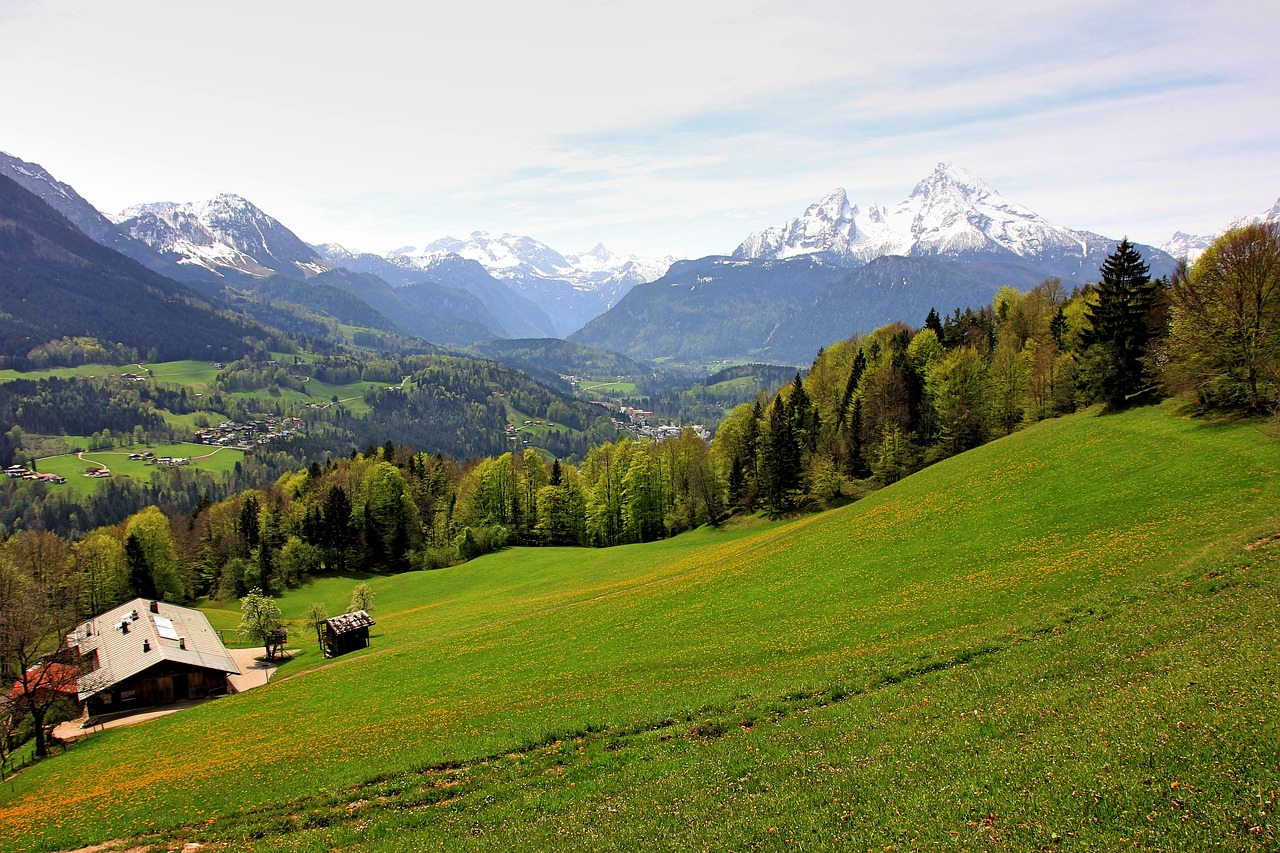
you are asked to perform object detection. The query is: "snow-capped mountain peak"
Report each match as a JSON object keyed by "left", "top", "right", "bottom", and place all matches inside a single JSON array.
[
  {"left": 111, "top": 194, "right": 329, "bottom": 279},
  {"left": 734, "top": 163, "right": 1120, "bottom": 277},
  {"left": 393, "top": 231, "right": 673, "bottom": 293}
]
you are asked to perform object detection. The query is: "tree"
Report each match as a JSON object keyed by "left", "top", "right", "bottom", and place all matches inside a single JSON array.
[
  {"left": 1166, "top": 222, "right": 1280, "bottom": 412},
  {"left": 124, "top": 507, "right": 184, "bottom": 600},
  {"left": 1077, "top": 239, "right": 1160, "bottom": 406},
  {"left": 761, "top": 394, "right": 801, "bottom": 512},
  {"left": 363, "top": 461, "right": 418, "bottom": 571},
  {"left": 621, "top": 450, "right": 663, "bottom": 542},
  {"left": 348, "top": 581, "right": 375, "bottom": 614},
  {"left": 319, "top": 485, "right": 354, "bottom": 569},
  {"left": 238, "top": 588, "right": 283, "bottom": 661},
  {"left": 926, "top": 346, "right": 988, "bottom": 457},
  {"left": 73, "top": 532, "right": 128, "bottom": 616},
  {"left": 0, "top": 539, "right": 84, "bottom": 758}
]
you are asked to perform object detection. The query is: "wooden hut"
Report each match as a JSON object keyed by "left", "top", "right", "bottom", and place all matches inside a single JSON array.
[{"left": 318, "top": 610, "right": 375, "bottom": 658}]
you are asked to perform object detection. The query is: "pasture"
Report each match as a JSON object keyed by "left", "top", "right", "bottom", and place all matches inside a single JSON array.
[
  {"left": 36, "top": 443, "right": 244, "bottom": 496},
  {"left": 1, "top": 403, "right": 1277, "bottom": 851}
]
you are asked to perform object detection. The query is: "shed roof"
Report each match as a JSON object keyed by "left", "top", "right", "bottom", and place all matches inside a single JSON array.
[
  {"left": 69, "top": 598, "right": 240, "bottom": 700},
  {"left": 323, "top": 610, "right": 375, "bottom": 635}
]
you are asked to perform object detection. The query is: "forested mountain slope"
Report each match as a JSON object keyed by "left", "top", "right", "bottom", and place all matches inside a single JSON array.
[{"left": 0, "top": 174, "right": 256, "bottom": 365}]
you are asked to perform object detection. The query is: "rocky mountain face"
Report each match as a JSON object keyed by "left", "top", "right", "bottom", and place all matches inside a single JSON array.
[
  {"left": 312, "top": 243, "right": 557, "bottom": 339},
  {"left": 110, "top": 195, "right": 330, "bottom": 280},
  {"left": 575, "top": 165, "right": 1187, "bottom": 368},
  {"left": 0, "top": 151, "right": 210, "bottom": 287},
  {"left": 569, "top": 252, "right": 1045, "bottom": 367},
  {"left": 734, "top": 163, "right": 1174, "bottom": 282}
]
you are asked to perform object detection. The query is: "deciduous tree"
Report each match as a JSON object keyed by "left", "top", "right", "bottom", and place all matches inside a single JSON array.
[
  {"left": 238, "top": 587, "right": 283, "bottom": 662},
  {"left": 1166, "top": 222, "right": 1280, "bottom": 412}
]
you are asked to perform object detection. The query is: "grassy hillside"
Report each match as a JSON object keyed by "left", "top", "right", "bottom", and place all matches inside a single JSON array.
[{"left": 1, "top": 403, "right": 1277, "bottom": 851}]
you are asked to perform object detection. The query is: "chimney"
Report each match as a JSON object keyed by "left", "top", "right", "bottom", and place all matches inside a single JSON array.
[
  {"left": 143, "top": 640, "right": 151, "bottom": 652},
  {"left": 121, "top": 621, "right": 129, "bottom": 635},
  {"left": 149, "top": 600, "right": 160, "bottom": 613},
  {"left": 179, "top": 638, "right": 186, "bottom": 650}
]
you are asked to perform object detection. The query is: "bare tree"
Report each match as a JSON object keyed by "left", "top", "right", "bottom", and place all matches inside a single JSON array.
[{"left": 0, "top": 544, "right": 84, "bottom": 758}]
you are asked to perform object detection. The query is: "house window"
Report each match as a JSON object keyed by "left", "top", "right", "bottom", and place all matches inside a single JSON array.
[{"left": 120, "top": 689, "right": 136, "bottom": 702}]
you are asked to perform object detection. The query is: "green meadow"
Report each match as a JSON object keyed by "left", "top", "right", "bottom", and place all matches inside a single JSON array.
[
  {"left": 35, "top": 443, "right": 244, "bottom": 496},
  {"left": 0, "top": 364, "right": 125, "bottom": 384},
  {"left": 0, "top": 357, "right": 385, "bottom": 417},
  {"left": 578, "top": 380, "right": 639, "bottom": 397},
  {"left": 1, "top": 403, "right": 1277, "bottom": 851}
]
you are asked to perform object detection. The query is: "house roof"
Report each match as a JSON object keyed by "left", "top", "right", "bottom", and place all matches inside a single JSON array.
[
  {"left": 69, "top": 598, "right": 240, "bottom": 700},
  {"left": 7, "top": 661, "right": 82, "bottom": 703},
  {"left": 322, "top": 610, "right": 375, "bottom": 635}
]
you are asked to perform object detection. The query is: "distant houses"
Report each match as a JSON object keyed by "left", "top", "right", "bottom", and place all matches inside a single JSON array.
[
  {"left": 4, "top": 464, "right": 67, "bottom": 484},
  {"left": 194, "top": 417, "right": 302, "bottom": 448}
]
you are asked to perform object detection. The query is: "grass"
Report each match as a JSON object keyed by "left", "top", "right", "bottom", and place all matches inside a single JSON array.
[
  {"left": 578, "top": 380, "right": 638, "bottom": 397},
  {"left": 35, "top": 443, "right": 244, "bottom": 496},
  {"left": 0, "top": 357, "right": 383, "bottom": 418},
  {"left": 1, "top": 403, "right": 1277, "bottom": 851},
  {"left": 0, "top": 364, "right": 125, "bottom": 384}
]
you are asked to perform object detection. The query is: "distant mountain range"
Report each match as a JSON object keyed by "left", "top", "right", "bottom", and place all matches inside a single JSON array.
[
  {"left": 382, "top": 234, "right": 674, "bottom": 337},
  {"left": 4, "top": 147, "right": 1276, "bottom": 369},
  {"left": 1158, "top": 197, "right": 1280, "bottom": 263},
  {"left": 573, "top": 164, "right": 1185, "bottom": 366}
]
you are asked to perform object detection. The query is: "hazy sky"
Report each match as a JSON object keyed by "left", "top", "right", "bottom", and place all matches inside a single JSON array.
[{"left": 2, "top": 0, "right": 1277, "bottom": 258}]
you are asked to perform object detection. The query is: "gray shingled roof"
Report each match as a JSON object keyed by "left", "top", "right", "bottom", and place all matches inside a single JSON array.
[
  {"left": 323, "top": 610, "right": 375, "bottom": 635},
  {"left": 70, "top": 598, "right": 240, "bottom": 700}
]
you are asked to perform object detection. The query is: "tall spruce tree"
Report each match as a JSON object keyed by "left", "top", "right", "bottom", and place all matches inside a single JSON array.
[
  {"left": 1078, "top": 239, "right": 1160, "bottom": 406},
  {"left": 762, "top": 395, "right": 800, "bottom": 512}
]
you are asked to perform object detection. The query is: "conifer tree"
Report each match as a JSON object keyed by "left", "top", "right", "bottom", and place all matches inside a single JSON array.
[
  {"left": 762, "top": 395, "right": 800, "bottom": 512},
  {"left": 1078, "top": 239, "right": 1159, "bottom": 406}
]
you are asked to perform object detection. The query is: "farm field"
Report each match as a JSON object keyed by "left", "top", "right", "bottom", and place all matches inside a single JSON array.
[
  {"left": 0, "top": 356, "right": 389, "bottom": 417},
  {"left": 1, "top": 403, "right": 1277, "bottom": 851}
]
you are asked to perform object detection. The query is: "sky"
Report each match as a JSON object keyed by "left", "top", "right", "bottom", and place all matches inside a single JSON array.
[{"left": 2, "top": 0, "right": 1278, "bottom": 259}]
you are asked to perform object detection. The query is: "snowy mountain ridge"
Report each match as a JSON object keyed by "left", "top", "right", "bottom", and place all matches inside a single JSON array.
[
  {"left": 1160, "top": 197, "right": 1280, "bottom": 263},
  {"left": 110, "top": 194, "right": 330, "bottom": 279},
  {"left": 389, "top": 231, "right": 674, "bottom": 295},
  {"left": 734, "top": 163, "right": 1117, "bottom": 274}
]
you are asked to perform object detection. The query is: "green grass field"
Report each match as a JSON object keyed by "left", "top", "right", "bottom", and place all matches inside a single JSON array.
[
  {"left": 578, "top": 380, "right": 638, "bottom": 397},
  {"left": 0, "top": 364, "right": 125, "bottom": 384},
  {"left": 1, "top": 403, "right": 1277, "bottom": 851},
  {"left": 0, "top": 357, "right": 384, "bottom": 418},
  {"left": 35, "top": 443, "right": 244, "bottom": 496}
]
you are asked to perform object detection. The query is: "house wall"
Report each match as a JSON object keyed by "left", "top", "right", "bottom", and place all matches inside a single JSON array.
[{"left": 87, "top": 662, "right": 228, "bottom": 716}]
